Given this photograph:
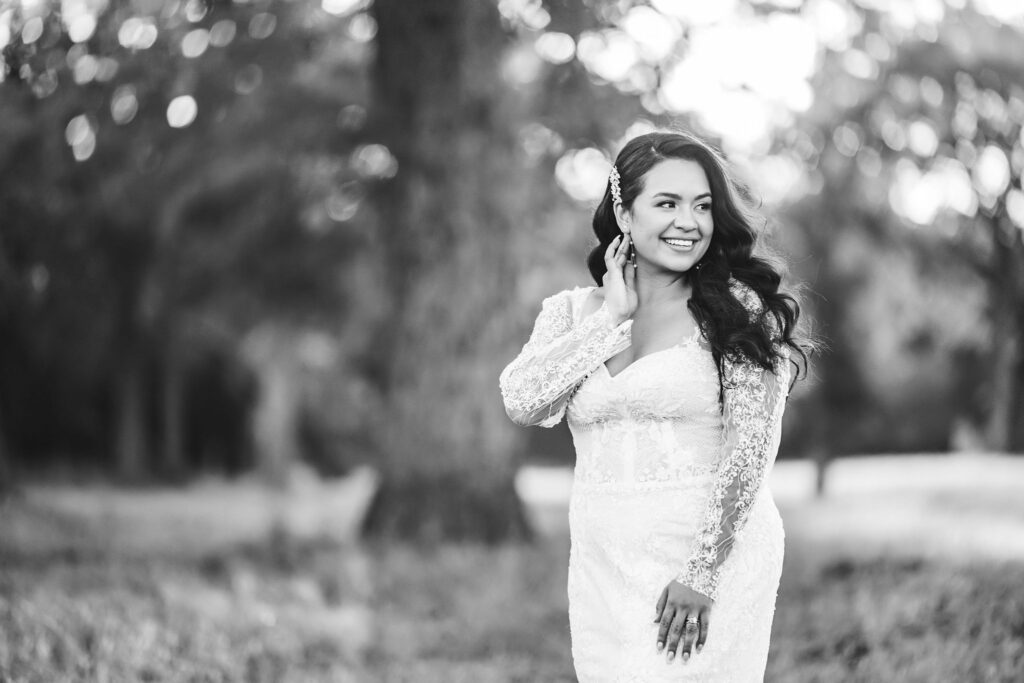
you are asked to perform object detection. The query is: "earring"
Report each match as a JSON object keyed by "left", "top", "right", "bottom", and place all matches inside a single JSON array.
[{"left": 629, "top": 237, "right": 637, "bottom": 270}]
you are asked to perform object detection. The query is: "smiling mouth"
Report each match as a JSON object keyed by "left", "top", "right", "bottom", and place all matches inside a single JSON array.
[{"left": 663, "top": 237, "right": 697, "bottom": 250}]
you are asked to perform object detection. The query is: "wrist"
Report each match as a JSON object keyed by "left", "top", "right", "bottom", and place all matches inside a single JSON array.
[{"left": 607, "top": 307, "right": 631, "bottom": 327}]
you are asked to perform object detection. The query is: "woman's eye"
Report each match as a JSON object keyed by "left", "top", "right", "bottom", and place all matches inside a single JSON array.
[
  {"left": 658, "top": 201, "right": 675, "bottom": 209},
  {"left": 696, "top": 203, "right": 711, "bottom": 212}
]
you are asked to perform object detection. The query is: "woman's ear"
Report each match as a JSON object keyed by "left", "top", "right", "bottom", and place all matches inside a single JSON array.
[{"left": 613, "top": 203, "right": 631, "bottom": 235}]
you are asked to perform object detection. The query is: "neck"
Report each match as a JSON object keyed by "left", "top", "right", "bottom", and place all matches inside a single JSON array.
[{"left": 634, "top": 266, "right": 693, "bottom": 309}]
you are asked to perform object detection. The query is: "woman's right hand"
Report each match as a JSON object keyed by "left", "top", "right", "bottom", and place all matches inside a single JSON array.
[{"left": 603, "top": 234, "right": 638, "bottom": 325}]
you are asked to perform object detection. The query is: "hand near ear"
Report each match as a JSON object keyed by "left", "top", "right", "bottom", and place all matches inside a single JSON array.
[{"left": 603, "top": 235, "right": 638, "bottom": 325}]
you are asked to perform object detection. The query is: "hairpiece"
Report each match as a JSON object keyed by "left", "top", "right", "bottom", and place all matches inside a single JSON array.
[{"left": 609, "top": 164, "right": 622, "bottom": 205}]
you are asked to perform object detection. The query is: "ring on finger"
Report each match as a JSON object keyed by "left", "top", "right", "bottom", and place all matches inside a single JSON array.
[{"left": 685, "top": 614, "right": 699, "bottom": 630}]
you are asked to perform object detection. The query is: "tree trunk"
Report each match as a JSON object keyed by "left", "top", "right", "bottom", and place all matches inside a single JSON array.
[
  {"left": 243, "top": 326, "right": 302, "bottom": 487},
  {"left": 113, "top": 264, "right": 154, "bottom": 481},
  {"left": 0, "top": 405, "right": 11, "bottom": 495},
  {"left": 362, "top": 0, "right": 534, "bottom": 541},
  {"left": 114, "top": 345, "right": 149, "bottom": 481},
  {"left": 984, "top": 217, "right": 1024, "bottom": 451},
  {"left": 160, "top": 334, "right": 186, "bottom": 479}
]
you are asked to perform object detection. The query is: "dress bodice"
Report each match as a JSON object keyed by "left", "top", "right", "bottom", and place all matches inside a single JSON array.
[
  {"left": 499, "top": 280, "right": 792, "bottom": 602},
  {"left": 567, "top": 322, "right": 725, "bottom": 491}
]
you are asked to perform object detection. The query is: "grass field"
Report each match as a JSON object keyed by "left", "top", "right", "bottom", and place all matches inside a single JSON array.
[{"left": 2, "top": 455, "right": 1023, "bottom": 682}]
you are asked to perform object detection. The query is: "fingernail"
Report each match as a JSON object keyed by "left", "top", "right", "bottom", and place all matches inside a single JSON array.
[
  {"left": 657, "top": 641, "right": 663, "bottom": 652},
  {"left": 696, "top": 645, "right": 703, "bottom": 653},
  {"left": 682, "top": 653, "right": 690, "bottom": 663},
  {"left": 667, "top": 652, "right": 675, "bottom": 661}
]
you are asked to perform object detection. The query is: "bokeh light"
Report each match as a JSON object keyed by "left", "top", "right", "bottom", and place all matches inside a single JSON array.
[
  {"left": 21, "top": 16, "right": 44, "bottom": 44},
  {"left": 184, "top": 0, "right": 208, "bottom": 23},
  {"left": 62, "top": 0, "right": 99, "bottom": 44},
  {"left": 620, "top": 6, "right": 679, "bottom": 62},
  {"left": 497, "top": 0, "right": 551, "bottom": 31},
  {"left": 65, "top": 113, "right": 96, "bottom": 161},
  {"left": 650, "top": 0, "right": 737, "bottom": 26},
  {"left": 72, "top": 54, "right": 99, "bottom": 84},
  {"left": 181, "top": 29, "right": 211, "bottom": 59},
  {"left": 554, "top": 147, "right": 609, "bottom": 203},
  {"left": 209, "top": 20, "right": 237, "bottom": 48},
  {"left": 322, "top": 0, "right": 371, "bottom": 18},
  {"left": 234, "top": 64, "right": 263, "bottom": 94},
  {"left": 534, "top": 32, "right": 574, "bottom": 64},
  {"left": 346, "top": 13, "right": 377, "bottom": 42},
  {"left": 118, "top": 17, "right": 158, "bottom": 50},
  {"left": 576, "top": 30, "right": 639, "bottom": 83},
  {"left": 351, "top": 144, "right": 398, "bottom": 179},
  {"left": 501, "top": 43, "right": 543, "bottom": 86},
  {"left": 248, "top": 12, "right": 277, "bottom": 40},
  {"left": 110, "top": 85, "right": 139, "bottom": 125},
  {"left": 166, "top": 95, "right": 198, "bottom": 129}
]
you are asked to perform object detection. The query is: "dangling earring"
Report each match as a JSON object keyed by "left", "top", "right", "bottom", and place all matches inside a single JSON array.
[{"left": 629, "top": 237, "right": 637, "bottom": 270}]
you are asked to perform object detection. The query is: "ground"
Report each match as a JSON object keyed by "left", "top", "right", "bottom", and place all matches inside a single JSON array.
[{"left": 1, "top": 455, "right": 1022, "bottom": 682}]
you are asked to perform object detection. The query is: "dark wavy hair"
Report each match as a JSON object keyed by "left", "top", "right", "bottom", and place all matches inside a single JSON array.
[{"left": 586, "top": 130, "right": 814, "bottom": 399}]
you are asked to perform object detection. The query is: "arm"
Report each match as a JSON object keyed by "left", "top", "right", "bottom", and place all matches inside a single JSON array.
[
  {"left": 674, "top": 285, "right": 792, "bottom": 601},
  {"left": 499, "top": 288, "right": 633, "bottom": 428}
]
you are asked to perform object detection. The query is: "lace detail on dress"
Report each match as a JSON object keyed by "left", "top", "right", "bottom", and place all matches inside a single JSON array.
[
  {"left": 502, "top": 280, "right": 789, "bottom": 681},
  {"left": 499, "top": 287, "right": 633, "bottom": 428},
  {"left": 674, "top": 280, "right": 791, "bottom": 601}
]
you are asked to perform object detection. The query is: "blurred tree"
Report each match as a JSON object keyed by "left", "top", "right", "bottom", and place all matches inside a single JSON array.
[
  {"left": 790, "top": 4, "right": 1024, "bottom": 452},
  {"left": 360, "top": 0, "right": 538, "bottom": 541},
  {"left": 0, "top": 0, "right": 368, "bottom": 479}
]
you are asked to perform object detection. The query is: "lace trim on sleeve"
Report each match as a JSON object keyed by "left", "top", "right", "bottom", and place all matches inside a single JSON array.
[
  {"left": 499, "top": 288, "right": 633, "bottom": 428},
  {"left": 674, "top": 280, "right": 791, "bottom": 600}
]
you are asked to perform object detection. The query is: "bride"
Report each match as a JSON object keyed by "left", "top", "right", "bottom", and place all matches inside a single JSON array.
[{"left": 499, "top": 131, "right": 812, "bottom": 682}]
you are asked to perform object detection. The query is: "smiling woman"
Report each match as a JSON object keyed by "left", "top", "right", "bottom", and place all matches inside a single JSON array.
[
  {"left": 500, "top": 130, "right": 816, "bottom": 682},
  {"left": 614, "top": 158, "right": 715, "bottom": 267}
]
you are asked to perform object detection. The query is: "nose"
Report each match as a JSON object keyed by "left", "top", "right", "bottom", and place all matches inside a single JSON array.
[{"left": 672, "top": 206, "right": 699, "bottom": 230}]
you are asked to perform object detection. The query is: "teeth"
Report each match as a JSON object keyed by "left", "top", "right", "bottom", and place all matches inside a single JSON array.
[{"left": 664, "top": 239, "right": 695, "bottom": 246}]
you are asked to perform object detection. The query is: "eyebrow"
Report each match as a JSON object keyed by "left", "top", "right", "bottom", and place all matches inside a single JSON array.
[{"left": 653, "top": 192, "right": 712, "bottom": 201}]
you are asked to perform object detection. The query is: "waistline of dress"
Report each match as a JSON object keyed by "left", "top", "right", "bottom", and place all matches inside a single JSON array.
[{"left": 570, "top": 475, "right": 715, "bottom": 496}]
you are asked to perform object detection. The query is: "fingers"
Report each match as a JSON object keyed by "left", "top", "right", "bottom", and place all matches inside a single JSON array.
[
  {"left": 664, "top": 609, "right": 687, "bottom": 661},
  {"left": 656, "top": 604, "right": 675, "bottom": 653},
  {"left": 654, "top": 586, "right": 667, "bottom": 624},
  {"left": 679, "top": 612, "right": 699, "bottom": 662},
  {"left": 696, "top": 605, "right": 710, "bottom": 654},
  {"left": 604, "top": 235, "right": 620, "bottom": 265},
  {"left": 603, "top": 235, "right": 628, "bottom": 270},
  {"left": 604, "top": 235, "right": 626, "bottom": 265}
]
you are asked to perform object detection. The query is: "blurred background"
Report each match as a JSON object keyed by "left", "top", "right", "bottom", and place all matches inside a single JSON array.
[{"left": 1, "top": 0, "right": 1022, "bottom": 681}]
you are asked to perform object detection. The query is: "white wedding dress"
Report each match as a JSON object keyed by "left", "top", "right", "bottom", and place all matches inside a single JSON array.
[{"left": 499, "top": 280, "right": 791, "bottom": 683}]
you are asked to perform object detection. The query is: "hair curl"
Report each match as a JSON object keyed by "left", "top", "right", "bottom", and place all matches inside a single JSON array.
[{"left": 586, "top": 131, "right": 816, "bottom": 400}]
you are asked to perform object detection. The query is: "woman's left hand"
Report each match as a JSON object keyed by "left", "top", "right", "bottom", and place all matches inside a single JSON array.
[{"left": 654, "top": 580, "right": 713, "bottom": 663}]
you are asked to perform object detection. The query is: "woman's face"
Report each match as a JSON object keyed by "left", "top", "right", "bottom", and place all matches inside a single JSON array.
[{"left": 616, "top": 158, "right": 714, "bottom": 274}]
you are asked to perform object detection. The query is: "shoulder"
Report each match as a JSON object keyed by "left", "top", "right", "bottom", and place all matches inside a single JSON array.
[
  {"left": 540, "top": 285, "right": 599, "bottom": 321},
  {"left": 542, "top": 285, "right": 600, "bottom": 312}
]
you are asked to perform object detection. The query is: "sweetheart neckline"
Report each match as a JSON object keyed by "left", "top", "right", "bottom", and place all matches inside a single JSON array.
[{"left": 601, "top": 327, "right": 703, "bottom": 380}]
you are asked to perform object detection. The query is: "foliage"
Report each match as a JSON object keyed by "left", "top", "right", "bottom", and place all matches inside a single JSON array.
[
  {"left": 1, "top": 534, "right": 1022, "bottom": 681},
  {"left": 0, "top": 0, "right": 378, "bottom": 474}
]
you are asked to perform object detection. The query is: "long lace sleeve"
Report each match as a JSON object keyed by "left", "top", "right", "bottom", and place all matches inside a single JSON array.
[
  {"left": 499, "top": 288, "right": 633, "bottom": 428},
  {"left": 674, "top": 283, "right": 792, "bottom": 601}
]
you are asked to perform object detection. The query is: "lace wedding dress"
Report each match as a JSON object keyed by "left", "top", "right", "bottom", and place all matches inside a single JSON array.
[{"left": 499, "top": 280, "right": 791, "bottom": 683}]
